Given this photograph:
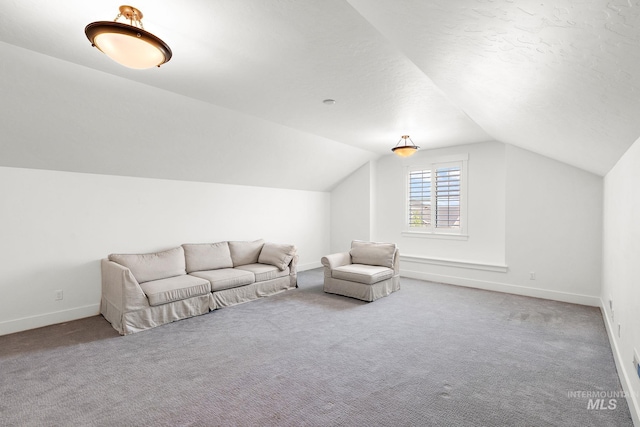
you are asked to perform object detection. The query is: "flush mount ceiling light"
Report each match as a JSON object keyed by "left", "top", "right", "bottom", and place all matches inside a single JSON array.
[
  {"left": 391, "top": 135, "right": 420, "bottom": 157},
  {"left": 85, "top": 5, "right": 172, "bottom": 69}
]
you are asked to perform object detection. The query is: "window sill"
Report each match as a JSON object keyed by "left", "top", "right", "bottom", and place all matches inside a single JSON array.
[{"left": 401, "top": 231, "right": 469, "bottom": 241}]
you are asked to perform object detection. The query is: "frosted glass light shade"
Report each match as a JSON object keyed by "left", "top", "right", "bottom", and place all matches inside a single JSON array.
[
  {"left": 392, "top": 135, "right": 420, "bottom": 157},
  {"left": 391, "top": 146, "right": 419, "bottom": 157}
]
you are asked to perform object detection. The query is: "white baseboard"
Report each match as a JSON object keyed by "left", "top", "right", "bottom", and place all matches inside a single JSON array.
[
  {"left": 0, "top": 304, "right": 100, "bottom": 337},
  {"left": 600, "top": 298, "right": 640, "bottom": 426},
  {"left": 401, "top": 269, "right": 600, "bottom": 307},
  {"left": 298, "top": 261, "right": 322, "bottom": 271}
]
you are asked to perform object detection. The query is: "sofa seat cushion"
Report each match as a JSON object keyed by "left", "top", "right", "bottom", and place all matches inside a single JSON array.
[
  {"left": 139, "top": 275, "right": 211, "bottom": 306},
  {"left": 332, "top": 264, "right": 394, "bottom": 285},
  {"left": 234, "top": 263, "right": 290, "bottom": 282},
  {"left": 190, "top": 268, "right": 255, "bottom": 292}
]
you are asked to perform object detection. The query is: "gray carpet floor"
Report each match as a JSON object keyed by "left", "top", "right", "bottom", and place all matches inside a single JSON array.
[{"left": 0, "top": 269, "right": 633, "bottom": 427}]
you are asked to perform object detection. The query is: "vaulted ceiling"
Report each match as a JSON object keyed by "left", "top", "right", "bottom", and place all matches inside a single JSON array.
[{"left": 1, "top": 1, "right": 639, "bottom": 191}]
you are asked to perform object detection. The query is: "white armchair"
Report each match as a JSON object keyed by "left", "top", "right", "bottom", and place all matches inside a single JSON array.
[{"left": 321, "top": 240, "right": 400, "bottom": 302}]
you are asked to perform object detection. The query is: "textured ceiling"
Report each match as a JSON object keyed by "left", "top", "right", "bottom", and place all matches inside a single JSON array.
[
  {"left": 1, "top": 0, "right": 639, "bottom": 190},
  {"left": 348, "top": 0, "right": 640, "bottom": 175}
]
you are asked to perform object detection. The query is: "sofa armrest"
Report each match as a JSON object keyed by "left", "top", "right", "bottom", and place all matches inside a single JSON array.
[
  {"left": 101, "top": 259, "right": 150, "bottom": 312},
  {"left": 289, "top": 253, "right": 299, "bottom": 275},
  {"left": 288, "top": 253, "right": 299, "bottom": 287},
  {"left": 393, "top": 248, "right": 400, "bottom": 275},
  {"left": 321, "top": 252, "right": 352, "bottom": 270}
]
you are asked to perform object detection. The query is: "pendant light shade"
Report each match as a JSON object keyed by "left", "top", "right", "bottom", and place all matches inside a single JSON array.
[
  {"left": 392, "top": 135, "right": 420, "bottom": 157},
  {"left": 85, "top": 5, "right": 172, "bottom": 69}
]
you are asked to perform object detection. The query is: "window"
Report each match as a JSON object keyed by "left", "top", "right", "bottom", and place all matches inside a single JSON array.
[{"left": 405, "top": 156, "right": 467, "bottom": 238}]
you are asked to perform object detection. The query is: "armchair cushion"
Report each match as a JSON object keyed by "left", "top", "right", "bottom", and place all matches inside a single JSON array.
[
  {"left": 350, "top": 241, "right": 396, "bottom": 269},
  {"left": 332, "top": 264, "right": 394, "bottom": 285}
]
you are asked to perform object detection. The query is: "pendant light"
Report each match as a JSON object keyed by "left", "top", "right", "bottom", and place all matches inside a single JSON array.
[
  {"left": 85, "top": 5, "right": 172, "bottom": 69},
  {"left": 392, "top": 135, "right": 420, "bottom": 157}
]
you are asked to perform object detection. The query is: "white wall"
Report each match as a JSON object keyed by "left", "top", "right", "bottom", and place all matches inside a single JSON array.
[
  {"left": 333, "top": 141, "right": 603, "bottom": 305},
  {"left": 601, "top": 137, "right": 640, "bottom": 425},
  {"left": 374, "top": 141, "right": 506, "bottom": 264},
  {"left": 504, "top": 144, "right": 603, "bottom": 301},
  {"left": 330, "top": 162, "right": 372, "bottom": 252},
  {"left": 0, "top": 166, "right": 330, "bottom": 336}
]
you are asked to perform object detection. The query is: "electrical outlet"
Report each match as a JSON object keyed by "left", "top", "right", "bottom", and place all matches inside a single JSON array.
[
  {"left": 609, "top": 298, "right": 615, "bottom": 321},
  {"left": 54, "top": 290, "right": 63, "bottom": 301},
  {"left": 617, "top": 323, "right": 621, "bottom": 338},
  {"left": 529, "top": 272, "right": 536, "bottom": 280}
]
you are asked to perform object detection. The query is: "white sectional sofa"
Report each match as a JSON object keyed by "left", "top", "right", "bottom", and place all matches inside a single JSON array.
[{"left": 101, "top": 239, "right": 297, "bottom": 335}]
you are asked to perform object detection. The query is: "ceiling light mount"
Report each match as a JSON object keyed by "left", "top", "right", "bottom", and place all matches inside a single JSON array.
[
  {"left": 85, "top": 5, "right": 172, "bottom": 69},
  {"left": 117, "top": 5, "right": 144, "bottom": 27},
  {"left": 392, "top": 135, "right": 420, "bottom": 157}
]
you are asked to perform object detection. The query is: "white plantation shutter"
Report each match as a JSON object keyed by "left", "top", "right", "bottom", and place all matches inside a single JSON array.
[
  {"left": 407, "top": 161, "right": 464, "bottom": 233},
  {"left": 408, "top": 169, "right": 431, "bottom": 227},
  {"left": 434, "top": 166, "right": 460, "bottom": 229}
]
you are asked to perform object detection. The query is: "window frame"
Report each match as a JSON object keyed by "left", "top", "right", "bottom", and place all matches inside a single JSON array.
[{"left": 402, "top": 154, "right": 468, "bottom": 240}]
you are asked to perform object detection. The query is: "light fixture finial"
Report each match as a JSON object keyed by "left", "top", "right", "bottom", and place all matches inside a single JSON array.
[{"left": 392, "top": 135, "right": 420, "bottom": 157}]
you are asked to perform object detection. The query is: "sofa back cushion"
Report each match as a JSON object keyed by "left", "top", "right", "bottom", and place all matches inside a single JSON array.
[
  {"left": 258, "top": 242, "right": 296, "bottom": 271},
  {"left": 350, "top": 240, "right": 396, "bottom": 269},
  {"left": 182, "top": 242, "right": 233, "bottom": 273},
  {"left": 108, "top": 246, "right": 186, "bottom": 284},
  {"left": 228, "top": 239, "right": 265, "bottom": 267}
]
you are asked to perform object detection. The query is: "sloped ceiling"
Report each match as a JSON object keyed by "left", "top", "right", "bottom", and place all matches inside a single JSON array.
[
  {"left": 347, "top": 0, "right": 640, "bottom": 176},
  {"left": 1, "top": 0, "right": 639, "bottom": 191}
]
